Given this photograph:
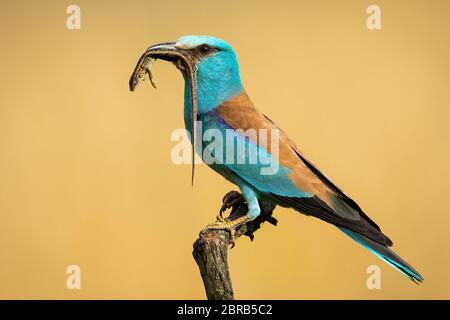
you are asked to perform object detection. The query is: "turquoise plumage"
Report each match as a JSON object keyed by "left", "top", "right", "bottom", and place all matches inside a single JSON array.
[{"left": 130, "top": 35, "right": 423, "bottom": 283}]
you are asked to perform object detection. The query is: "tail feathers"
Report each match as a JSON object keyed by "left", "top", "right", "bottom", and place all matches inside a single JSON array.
[{"left": 339, "top": 227, "right": 424, "bottom": 283}]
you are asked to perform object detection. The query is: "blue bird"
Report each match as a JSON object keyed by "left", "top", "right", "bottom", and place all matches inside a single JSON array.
[{"left": 130, "top": 35, "right": 423, "bottom": 283}]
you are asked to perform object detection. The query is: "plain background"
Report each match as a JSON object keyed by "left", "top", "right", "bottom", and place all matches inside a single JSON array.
[{"left": 0, "top": 0, "right": 449, "bottom": 299}]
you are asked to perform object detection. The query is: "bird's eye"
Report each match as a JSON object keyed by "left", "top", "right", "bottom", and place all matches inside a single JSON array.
[{"left": 199, "top": 44, "right": 212, "bottom": 55}]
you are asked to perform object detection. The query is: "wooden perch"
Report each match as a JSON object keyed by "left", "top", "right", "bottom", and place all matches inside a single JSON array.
[{"left": 192, "top": 191, "right": 277, "bottom": 300}]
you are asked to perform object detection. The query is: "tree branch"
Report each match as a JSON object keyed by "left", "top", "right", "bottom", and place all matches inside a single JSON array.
[{"left": 192, "top": 192, "right": 277, "bottom": 300}]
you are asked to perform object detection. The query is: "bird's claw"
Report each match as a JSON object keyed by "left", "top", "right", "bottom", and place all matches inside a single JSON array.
[
  {"left": 204, "top": 215, "right": 249, "bottom": 248},
  {"left": 201, "top": 191, "right": 251, "bottom": 248},
  {"left": 204, "top": 220, "right": 236, "bottom": 247},
  {"left": 220, "top": 190, "right": 246, "bottom": 218}
]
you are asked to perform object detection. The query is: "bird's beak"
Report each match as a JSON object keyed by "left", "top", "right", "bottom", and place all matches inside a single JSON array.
[
  {"left": 129, "top": 41, "right": 199, "bottom": 185},
  {"left": 144, "top": 42, "right": 193, "bottom": 69},
  {"left": 129, "top": 42, "right": 193, "bottom": 91}
]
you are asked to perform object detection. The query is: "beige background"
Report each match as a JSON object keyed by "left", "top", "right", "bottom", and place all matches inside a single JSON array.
[{"left": 0, "top": 0, "right": 449, "bottom": 299}]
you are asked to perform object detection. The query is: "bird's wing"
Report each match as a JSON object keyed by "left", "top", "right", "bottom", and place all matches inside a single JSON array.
[{"left": 216, "top": 91, "right": 392, "bottom": 246}]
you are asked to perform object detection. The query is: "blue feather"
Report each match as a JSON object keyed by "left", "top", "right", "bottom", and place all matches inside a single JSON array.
[{"left": 339, "top": 227, "right": 423, "bottom": 283}]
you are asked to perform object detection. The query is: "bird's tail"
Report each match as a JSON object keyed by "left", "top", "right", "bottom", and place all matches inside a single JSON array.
[{"left": 338, "top": 227, "right": 424, "bottom": 283}]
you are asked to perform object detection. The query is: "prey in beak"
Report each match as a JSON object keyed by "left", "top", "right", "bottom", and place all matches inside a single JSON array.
[
  {"left": 129, "top": 41, "right": 199, "bottom": 185},
  {"left": 129, "top": 42, "right": 192, "bottom": 91}
]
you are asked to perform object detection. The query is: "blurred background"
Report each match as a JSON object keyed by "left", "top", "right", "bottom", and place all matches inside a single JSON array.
[{"left": 0, "top": 0, "right": 449, "bottom": 299}]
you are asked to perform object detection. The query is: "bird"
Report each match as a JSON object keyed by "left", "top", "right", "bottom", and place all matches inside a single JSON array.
[{"left": 129, "top": 35, "right": 423, "bottom": 283}]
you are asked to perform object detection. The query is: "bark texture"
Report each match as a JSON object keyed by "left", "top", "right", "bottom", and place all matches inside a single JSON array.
[{"left": 192, "top": 192, "right": 277, "bottom": 300}]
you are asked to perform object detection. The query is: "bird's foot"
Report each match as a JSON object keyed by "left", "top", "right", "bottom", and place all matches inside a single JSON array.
[
  {"left": 204, "top": 215, "right": 250, "bottom": 248},
  {"left": 219, "top": 190, "right": 246, "bottom": 220}
]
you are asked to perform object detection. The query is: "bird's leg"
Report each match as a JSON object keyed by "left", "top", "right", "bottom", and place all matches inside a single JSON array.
[
  {"left": 207, "top": 186, "right": 261, "bottom": 247},
  {"left": 206, "top": 190, "right": 248, "bottom": 247}
]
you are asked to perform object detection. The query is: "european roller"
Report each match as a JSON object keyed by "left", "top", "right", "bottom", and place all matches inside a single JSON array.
[{"left": 130, "top": 35, "right": 423, "bottom": 283}]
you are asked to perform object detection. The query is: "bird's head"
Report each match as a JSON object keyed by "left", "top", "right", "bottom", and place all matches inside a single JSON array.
[
  {"left": 130, "top": 35, "right": 243, "bottom": 113},
  {"left": 174, "top": 35, "right": 243, "bottom": 113},
  {"left": 130, "top": 35, "right": 243, "bottom": 184}
]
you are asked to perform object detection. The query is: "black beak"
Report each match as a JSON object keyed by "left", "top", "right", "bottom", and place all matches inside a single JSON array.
[{"left": 129, "top": 41, "right": 199, "bottom": 185}]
